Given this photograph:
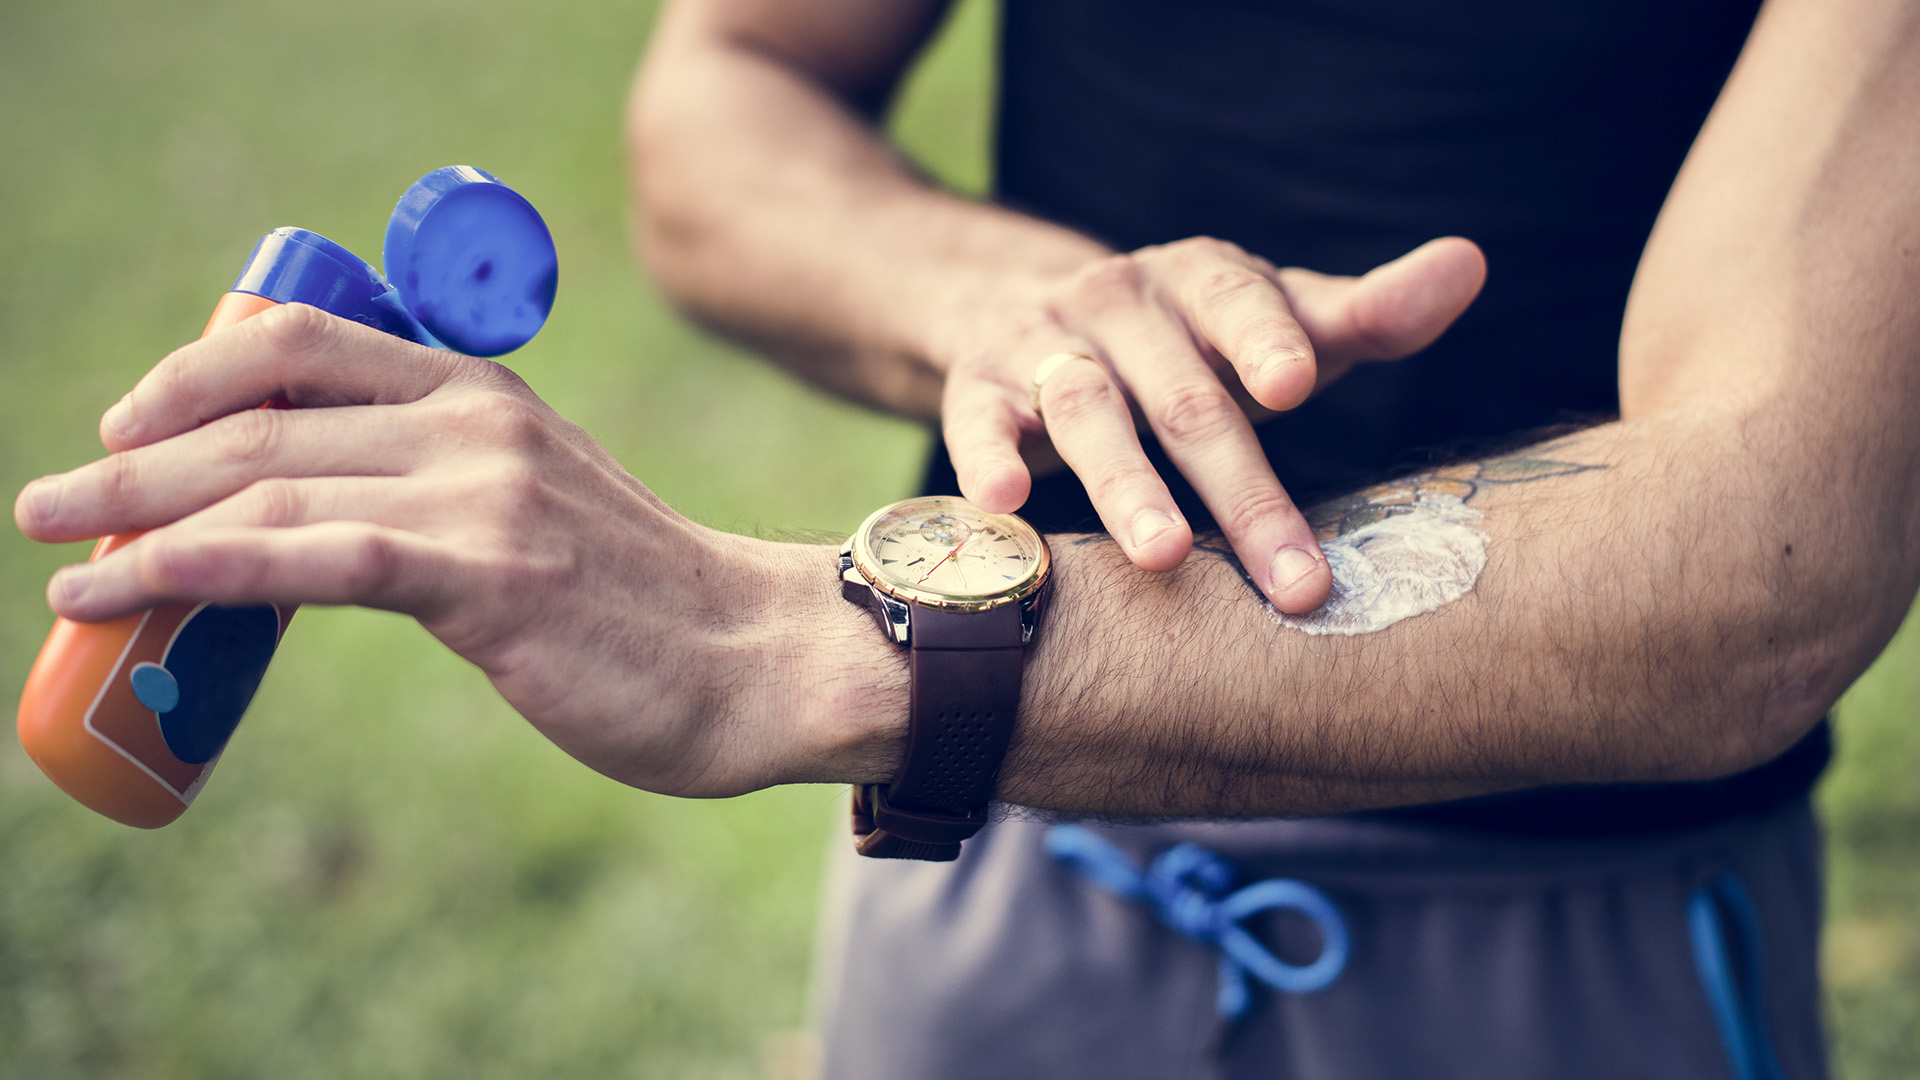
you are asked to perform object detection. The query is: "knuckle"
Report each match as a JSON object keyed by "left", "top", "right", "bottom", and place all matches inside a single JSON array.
[
  {"left": 471, "top": 358, "right": 531, "bottom": 393},
  {"left": 1010, "top": 300, "right": 1074, "bottom": 340},
  {"left": 1220, "top": 487, "right": 1299, "bottom": 540},
  {"left": 491, "top": 549, "right": 562, "bottom": 609},
  {"left": 237, "top": 477, "right": 306, "bottom": 527},
  {"left": 1155, "top": 379, "right": 1241, "bottom": 442},
  {"left": 1205, "top": 236, "right": 1249, "bottom": 260},
  {"left": 256, "top": 301, "right": 335, "bottom": 358},
  {"left": 208, "top": 408, "right": 283, "bottom": 466},
  {"left": 443, "top": 390, "right": 545, "bottom": 448},
  {"left": 147, "top": 344, "right": 196, "bottom": 401},
  {"left": 135, "top": 347, "right": 206, "bottom": 426},
  {"left": 1069, "top": 254, "right": 1147, "bottom": 307},
  {"left": 452, "top": 459, "right": 550, "bottom": 540},
  {"left": 132, "top": 534, "right": 185, "bottom": 591},
  {"left": 1195, "top": 267, "right": 1273, "bottom": 312},
  {"left": 1041, "top": 366, "right": 1121, "bottom": 425},
  {"left": 448, "top": 356, "right": 530, "bottom": 398},
  {"left": 1162, "top": 235, "right": 1241, "bottom": 266},
  {"left": 1086, "top": 461, "right": 1162, "bottom": 506},
  {"left": 489, "top": 460, "right": 548, "bottom": 515},
  {"left": 1168, "top": 235, "right": 1222, "bottom": 257},
  {"left": 343, "top": 528, "right": 402, "bottom": 595},
  {"left": 97, "top": 451, "right": 143, "bottom": 508}
]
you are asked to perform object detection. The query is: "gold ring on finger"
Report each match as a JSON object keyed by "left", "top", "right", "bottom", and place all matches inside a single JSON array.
[{"left": 1031, "top": 352, "right": 1102, "bottom": 419}]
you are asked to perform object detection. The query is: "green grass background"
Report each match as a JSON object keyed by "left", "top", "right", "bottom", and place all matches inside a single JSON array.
[{"left": 0, "top": 1, "right": 1912, "bottom": 1076}]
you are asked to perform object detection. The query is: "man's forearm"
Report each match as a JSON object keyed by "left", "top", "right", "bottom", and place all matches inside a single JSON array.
[
  {"left": 654, "top": 0, "right": 1920, "bottom": 814},
  {"left": 1012, "top": 424, "right": 1905, "bottom": 814},
  {"left": 784, "top": 0, "right": 1920, "bottom": 814},
  {"left": 629, "top": 0, "right": 1106, "bottom": 418},
  {"left": 796, "top": 415, "right": 1904, "bottom": 818}
]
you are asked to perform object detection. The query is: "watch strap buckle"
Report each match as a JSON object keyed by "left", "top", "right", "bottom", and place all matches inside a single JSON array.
[{"left": 851, "top": 784, "right": 988, "bottom": 862}]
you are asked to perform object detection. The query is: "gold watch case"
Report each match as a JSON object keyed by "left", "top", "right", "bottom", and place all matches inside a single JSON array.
[{"left": 846, "top": 495, "right": 1051, "bottom": 612}]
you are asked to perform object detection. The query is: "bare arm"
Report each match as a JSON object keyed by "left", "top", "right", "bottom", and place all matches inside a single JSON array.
[
  {"left": 1009, "top": 427, "right": 1862, "bottom": 815},
  {"left": 1000, "top": 0, "right": 1920, "bottom": 813},
  {"left": 630, "top": 0, "right": 1096, "bottom": 419},
  {"left": 17, "top": 0, "right": 1919, "bottom": 817},
  {"left": 630, "top": 0, "right": 1490, "bottom": 614}
]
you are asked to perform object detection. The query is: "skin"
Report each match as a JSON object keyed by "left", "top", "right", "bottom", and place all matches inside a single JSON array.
[
  {"left": 16, "top": 0, "right": 1920, "bottom": 817},
  {"left": 627, "top": 0, "right": 1491, "bottom": 613}
]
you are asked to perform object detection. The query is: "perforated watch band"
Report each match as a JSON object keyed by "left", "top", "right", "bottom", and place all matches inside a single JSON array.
[{"left": 852, "top": 603, "right": 1025, "bottom": 861}]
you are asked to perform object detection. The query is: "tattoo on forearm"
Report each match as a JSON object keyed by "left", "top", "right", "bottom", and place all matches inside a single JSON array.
[
  {"left": 1067, "top": 438, "right": 1609, "bottom": 607},
  {"left": 1024, "top": 437, "right": 1613, "bottom": 811},
  {"left": 1302, "top": 446, "right": 1606, "bottom": 542},
  {"left": 1188, "top": 438, "right": 1611, "bottom": 632}
]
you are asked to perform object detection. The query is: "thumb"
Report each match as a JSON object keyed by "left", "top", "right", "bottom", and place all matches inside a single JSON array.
[{"left": 1277, "top": 237, "right": 1487, "bottom": 381}]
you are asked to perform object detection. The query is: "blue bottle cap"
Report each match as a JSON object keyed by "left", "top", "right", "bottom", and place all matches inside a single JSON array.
[
  {"left": 383, "top": 166, "right": 557, "bottom": 358},
  {"left": 232, "top": 229, "right": 427, "bottom": 344}
]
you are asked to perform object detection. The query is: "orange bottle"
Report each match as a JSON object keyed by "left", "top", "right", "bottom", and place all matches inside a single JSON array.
[
  {"left": 17, "top": 169, "right": 556, "bottom": 827},
  {"left": 20, "top": 292, "right": 294, "bottom": 826}
]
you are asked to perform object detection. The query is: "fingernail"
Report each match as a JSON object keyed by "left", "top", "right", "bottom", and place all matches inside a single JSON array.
[
  {"left": 55, "top": 565, "right": 94, "bottom": 604},
  {"left": 27, "top": 480, "right": 60, "bottom": 525},
  {"left": 103, "top": 395, "right": 133, "bottom": 440},
  {"left": 1269, "top": 546, "right": 1322, "bottom": 592},
  {"left": 1129, "top": 508, "right": 1179, "bottom": 551},
  {"left": 1258, "top": 350, "right": 1308, "bottom": 381}
]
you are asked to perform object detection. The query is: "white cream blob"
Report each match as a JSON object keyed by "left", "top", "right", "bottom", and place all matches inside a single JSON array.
[{"left": 1274, "top": 493, "right": 1487, "bottom": 635}]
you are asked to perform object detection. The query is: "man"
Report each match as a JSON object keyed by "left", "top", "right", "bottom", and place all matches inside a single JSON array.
[
  {"left": 622, "top": 0, "right": 1918, "bottom": 1075},
  {"left": 13, "top": 0, "right": 1916, "bottom": 1075}
]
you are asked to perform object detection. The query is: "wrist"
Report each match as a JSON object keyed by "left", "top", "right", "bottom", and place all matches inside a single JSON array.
[{"left": 740, "top": 538, "right": 907, "bottom": 787}]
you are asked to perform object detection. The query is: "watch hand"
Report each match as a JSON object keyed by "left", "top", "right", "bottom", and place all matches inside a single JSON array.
[
  {"left": 917, "top": 536, "right": 973, "bottom": 584},
  {"left": 917, "top": 547, "right": 961, "bottom": 584}
]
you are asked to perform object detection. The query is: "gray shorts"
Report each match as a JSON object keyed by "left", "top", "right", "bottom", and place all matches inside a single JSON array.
[{"left": 813, "top": 797, "right": 1826, "bottom": 1080}]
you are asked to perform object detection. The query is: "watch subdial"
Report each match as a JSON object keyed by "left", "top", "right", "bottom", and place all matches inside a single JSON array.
[{"left": 916, "top": 514, "right": 971, "bottom": 547}]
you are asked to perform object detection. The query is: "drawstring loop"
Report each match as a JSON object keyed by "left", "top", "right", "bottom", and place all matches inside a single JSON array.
[
  {"left": 1689, "top": 871, "right": 1787, "bottom": 1080},
  {"left": 1045, "top": 824, "right": 1349, "bottom": 1018}
]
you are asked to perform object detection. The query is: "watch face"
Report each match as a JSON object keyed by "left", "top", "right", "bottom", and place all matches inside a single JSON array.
[{"left": 852, "top": 496, "right": 1050, "bottom": 609}]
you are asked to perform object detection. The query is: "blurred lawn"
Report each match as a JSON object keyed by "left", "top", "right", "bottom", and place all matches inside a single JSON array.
[{"left": 0, "top": 1, "right": 1913, "bottom": 1077}]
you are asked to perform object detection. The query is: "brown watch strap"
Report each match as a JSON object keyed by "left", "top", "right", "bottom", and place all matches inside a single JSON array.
[{"left": 852, "top": 603, "right": 1025, "bottom": 861}]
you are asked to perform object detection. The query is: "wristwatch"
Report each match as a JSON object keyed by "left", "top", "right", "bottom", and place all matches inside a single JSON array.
[{"left": 840, "top": 495, "right": 1052, "bottom": 861}]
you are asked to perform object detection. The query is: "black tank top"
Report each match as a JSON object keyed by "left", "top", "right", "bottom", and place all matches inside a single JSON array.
[{"left": 917, "top": 0, "right": 1829, "bottom": 834}]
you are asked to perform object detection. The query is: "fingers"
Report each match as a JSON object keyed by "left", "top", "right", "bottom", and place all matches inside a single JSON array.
[
  {"left": 166, "top": 474, "right": 447, "bottom": 534},
  {"left": 1138, "top": 235, "right": 1488, "bottom": 415},
  {"left": 1029, "top": 356, "right": 1192, "bottom": 571},
  {"left": 939, "top": 236, "right": 1484, "bottom": 608},
  {"left": 18, "top": 403, "right": 438, "bottom": 543},
  {"left": 100, "top": 303, "right": 487, "bottom": 452},
  {"left": 1278, "top": 237, "right": 1487, "bottom": 374},
  {"left": 1163, "top": 241, "right": 1320, "bottom": 412},
  {"left": 1087, "top": 287, "right": 1331, "bottom": 612},
  {"left": 941, "top": 356, "right": 1034, "bottom": 515},
  {"left": 47, "top": 522, "right": 453, "bottom": 623},
  {"left": 943, "top": 244, "right": 1333, "bottom": 597}
]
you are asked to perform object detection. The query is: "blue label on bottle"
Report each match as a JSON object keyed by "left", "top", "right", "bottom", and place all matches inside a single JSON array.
[{"left": 152, "top": 604, "right": 282, "bottom": 765}]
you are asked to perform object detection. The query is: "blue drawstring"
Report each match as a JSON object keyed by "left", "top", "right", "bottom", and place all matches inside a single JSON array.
[
  {"left": 1050, "top": 827, "right": 1783, "bottom": 1061},
  {"left": 1688, "top": 871, "right": 1787, "bottom": 1080},
  {"left": 1044, "top": 824, "right": 1349, "bottom": 1018}
]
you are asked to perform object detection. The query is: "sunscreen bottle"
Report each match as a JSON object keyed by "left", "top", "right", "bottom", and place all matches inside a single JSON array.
[{"left": 16, "top": 166, "right": 557, "bottom": 828}]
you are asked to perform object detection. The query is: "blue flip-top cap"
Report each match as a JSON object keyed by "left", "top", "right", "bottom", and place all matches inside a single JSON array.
[
  {"left": 383, "top": 166, "right": 557, "bottom": 358},
  {"left": 232, "top": 229, "right": 428, "bottom": 344}
]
